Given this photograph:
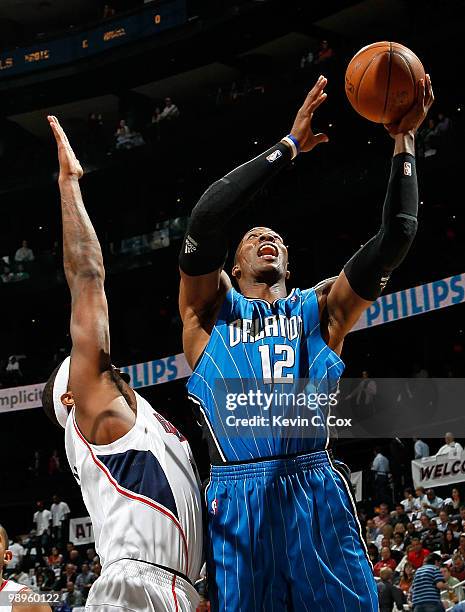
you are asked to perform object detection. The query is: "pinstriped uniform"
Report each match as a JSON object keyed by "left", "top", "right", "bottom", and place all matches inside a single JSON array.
[{"left": 187, "top": 287, "right": 378, "bottom": 611}]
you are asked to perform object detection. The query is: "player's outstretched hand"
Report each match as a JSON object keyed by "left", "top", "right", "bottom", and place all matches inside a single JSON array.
[
  {"left": 48, "top": 115, "right": 83, "bottom": 181},
  {"left": 384, "top": 74, "right": 434, "bottom": 137},
  {"left": 289, "top": 75, "right": 329, "bottom": 152}
]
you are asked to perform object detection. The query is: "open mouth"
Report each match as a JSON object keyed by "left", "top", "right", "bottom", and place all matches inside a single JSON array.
[{"left": 257, "top": 243, "right": 278, "bottom": 259}]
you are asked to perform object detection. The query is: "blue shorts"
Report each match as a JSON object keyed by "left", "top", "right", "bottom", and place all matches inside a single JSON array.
[{"left": 205, "top": 450, "right": 378, "bottom": 612}]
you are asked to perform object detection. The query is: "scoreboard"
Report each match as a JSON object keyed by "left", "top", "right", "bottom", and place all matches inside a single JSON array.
[{"left": 0, "top": 0, "right": 186, "bottom": 80}]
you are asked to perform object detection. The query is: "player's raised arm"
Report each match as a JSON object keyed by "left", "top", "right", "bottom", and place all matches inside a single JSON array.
[
  {"left": 47, "top": 116, "right": 124, "bottom": 434},
  {"left": 179, "top": 76, "right": 329, "bottom": 365},
  {"left": 324, "top": 75, "right": 434, "bottom": 350}
]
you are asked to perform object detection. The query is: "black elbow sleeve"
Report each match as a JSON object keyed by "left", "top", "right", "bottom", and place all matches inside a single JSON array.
[
  {"left": 344, "top": 153, "right": 418, "bottom": 301},
  {"left": 179, "top": 179, "right": 236, "bottom": 276}
]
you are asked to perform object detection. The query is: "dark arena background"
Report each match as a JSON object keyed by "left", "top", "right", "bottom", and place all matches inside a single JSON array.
[{"left": 0, "top": 0, "right": 464, "bottom": 610}]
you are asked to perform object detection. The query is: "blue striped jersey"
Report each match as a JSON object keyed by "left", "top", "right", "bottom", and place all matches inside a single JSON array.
[
  {"left": 411, "top": 564, "right": 443, "bottom": 604},
  {"left": 187, "top": 286, "right": 344, "bottom": 462}
]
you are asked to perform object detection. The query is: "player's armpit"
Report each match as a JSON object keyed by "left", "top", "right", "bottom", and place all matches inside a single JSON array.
[
  {"left": 180, "top": 270, "right": 231, "bottom": 368},
  {"left": 325, "top": 271, "right": 372, "bottom": 348},
  {"left": 179, "top": 269, "right": 231, "bottom": 322}
]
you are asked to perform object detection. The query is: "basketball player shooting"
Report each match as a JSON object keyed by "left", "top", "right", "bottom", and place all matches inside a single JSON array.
[
  {"left": 0, "top": 525, "right": 51, "bottom": 612},
  {"left": 179, "top": 74, "right": 434, "bottom": 611},
  {"left": 42, "top": 117, "right": 203, "bottom": 611}
]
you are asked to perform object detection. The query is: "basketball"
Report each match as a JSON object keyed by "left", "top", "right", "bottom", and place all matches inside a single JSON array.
[{"left": 345, "top": 41, "right": 425, "bottom": 124}]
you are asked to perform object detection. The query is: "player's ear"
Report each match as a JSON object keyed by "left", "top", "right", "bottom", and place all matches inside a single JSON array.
[
  {"left": 285, "top": 268, "right": 290, "bottom": 280},
  {"left": 232, "top": 264, "right": 241, "bottom": 279},
  {"left": 61, "top": 392, "right": 75, "bottom": 408}
]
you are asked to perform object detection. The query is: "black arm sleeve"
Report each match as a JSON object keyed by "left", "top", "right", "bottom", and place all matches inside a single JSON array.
[
  {"left": 179, "top": 142, "right": 293, "bottom": 276},
  {"left": 344, "top": 152, "right": 418, "bottom": 301}
]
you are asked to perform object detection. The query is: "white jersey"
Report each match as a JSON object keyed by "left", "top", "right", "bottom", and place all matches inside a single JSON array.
[
  {"left": 64, "top": 391, "right": 202, "bottom": 584},
  {"left": 0, "top": 580, "right": 29, "bottom": 612}
]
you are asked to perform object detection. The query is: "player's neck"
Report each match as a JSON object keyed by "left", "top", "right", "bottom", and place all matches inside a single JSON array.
[{"left": 238, "top": 279, "right": 288, "bottom": 302}]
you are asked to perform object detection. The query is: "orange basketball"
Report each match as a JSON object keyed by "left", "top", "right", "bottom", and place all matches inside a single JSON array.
[{"left": 345, "top": 42, "right": 425, "bottom": 124}]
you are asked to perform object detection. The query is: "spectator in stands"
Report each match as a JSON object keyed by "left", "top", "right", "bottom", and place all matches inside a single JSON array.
[
  {"left": 411, "top": 552, "right": 447, "bottom": 612},
  {"left": 422, "top": 489, "right": 444, "bottom": 518},
  {"left": 391, "top": 503, "right": 409, "bottom": 526},
  {"left": 48, "top": 450, "right": 60, "bottom": 478},
  {"left": 442, "top": 529, "right": 458, "bottom": 555},
  {"left": 392, "top": 532, "right": 405, "bottom": 555},
  {"left": 54, "top": 563, "right": 77, "bottom": 591},
  {"left": 75, "top": 562, "right": 96, "bottom": 601},
  {"left": 405, "top": 522, "right": 420, "bottom": 547},
  {"left": 50, "top": 494, "right": 70, "bottom": 547},
  {"left": 11, "top": 562, "right": 31, "bottom": 587},
  {"left": 115, "top": 119, "right": 132, "bottom": 150},
  {"left": 415, "top": 487, "right": 428, "bottom": 511},
  {"left": 441, "top": 564, "right": 462, "bottom": 606},
  {"left": 455, "top": 534, "right": 465, "bottom": 558},
  {"left": 437, "top": 432, "right": 464, "bottom": 457},
  {"left": 159, "top": 97, "right": 180, "bottom": 121},
  {"left": 47, "top": 546, "right": 63, "bottom": 568},
  {"left": 5, "top": 355, "right": 24, "bottom": 384},
  {"left": 86, "top": 548, "right": 98, "bottom": 564},
  {"left": 5, "top": 535, "right": 24, "bottom": 576},
  {"left": 372, "top": 448, "right": 390, "bottom": 503},
  {"left": 418, "top": 118, "right": 438, "bottom": 158},
  {"left": 408, "top": 538, "right": 431, "bottom": 569},
  {"left": 377, "top": 566, "right": 405, "bottom": 612},
  {"left": 299, "top": 50, "right": 314, "bottom": 69},
  {"left": 399, "top": 562, "right": 414, "bottom": 593},
  {"left": 103, "top": 3, "right": 116, "bottom": 18},
  {"left": 0, "top": 266, "right": 14, "bottom": 283},
  {"left": 414, "top": 438, "right": 430, "bottom": 459},
  {"left": 450, "top": 488, "right": 462, "bottom": 511},
  {"left": 418, "top": 514, "right": 432, "bottom": 539},
  {"left": 14, "top": 263, "right": 29, "bottom": 282},
  {"left": 393, "top": 523, "right": 406, "bottom": 537},
  {"left": 435, "top": 509, "right": 451, "bottom": 533},
  {"left": 91, "top": 561, "right": 101, "bottom": 578},
  {"left": 375, "top": 525, "right": 394, "bottom": 550},
  {"left": 422, "top": 519, "right": 444, "bottom": 552},
  {"left": 373, "top": 503, "right": 391, "bottom": 530},
  {"left": 14, "top": 240, "right": 34, "bottom": 263},
  {"left": 367, "top": 543, "right": 379, "bottom": 565},
  {"left": 402, "top": 487, "right": 419, "bottom": 511},
  {"left": 451, "top": 554, "right": 465, "bottom": 581},
  {"left": 314, "top": 39, "right": 335, "bottom": 64},
  {"left": 33, "top": 500, "right": 51, "bottom": 554},
  {"left": 69, "top": 549, "right": 84, "bottom": 571},
  {"left": 373, "top": 547, "right": 397, "bottom": 577},
  {"left": 346, "top": 370, "right": 377, "bottom": 407},
  {"left": 365, "top": 518, "right": 378, "bottom": 543},
  {"left": 60, "top": 580, "right": 83, "bottom": 607},
  {"left": 436, "top": 111, "right": 451, "bottom": 137},
  {"left": 63, "top": 542, "right": 74, "bottom": 564},
  {"left": 451, "top": 505, "right": 465, "bottom": 532}
]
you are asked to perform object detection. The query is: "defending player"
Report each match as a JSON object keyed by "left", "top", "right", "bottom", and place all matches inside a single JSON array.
[
  {"left": 0, "top": 525, "right": 51, "bottom": 612},
  {"left": 42, "top": 117, "right": 202, "bottom": 611},
  {"left": 179, "top": 74, "right": 434, "bottom": 610}
]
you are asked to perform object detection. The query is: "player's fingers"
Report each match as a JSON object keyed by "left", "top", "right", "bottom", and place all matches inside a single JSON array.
[
  {"left": 303, "top": 76, "right": 327, "bottom": 109},
  {"left": 425, "top": 74, "right": 434, "bottom": 106},
  {"left": 416, "top": 78, "right": 425, "bottom": 107},
  {"left": 313, "top": 132, "right": 329, "bottom": 144},
  {"left": 308, "top": 92, "right": 327, "bottom": 114}
]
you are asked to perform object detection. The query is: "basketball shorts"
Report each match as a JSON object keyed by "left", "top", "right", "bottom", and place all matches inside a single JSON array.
[
  {"left": 85, "top": 558, "right": 200, "bottom": 612},
  {"left": 205, "top": 450, "right": 378, "bottom": 612}
]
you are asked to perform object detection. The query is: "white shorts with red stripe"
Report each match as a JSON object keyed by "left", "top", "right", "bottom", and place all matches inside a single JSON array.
[{"left": 85, "top": 559, "right": 200, "bottom": 612}]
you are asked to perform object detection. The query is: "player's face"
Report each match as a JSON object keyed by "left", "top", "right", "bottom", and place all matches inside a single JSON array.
[{"left": 233, "top": 227, "right": 289, "bottom": 283}]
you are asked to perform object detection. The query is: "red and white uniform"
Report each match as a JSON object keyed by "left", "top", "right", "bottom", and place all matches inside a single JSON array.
[
  {"left": 64, "top": 391, "right": 202, "bottom": 611},
  {"left": 0, "top": 579, "right": 29, "bottom": 612}
]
